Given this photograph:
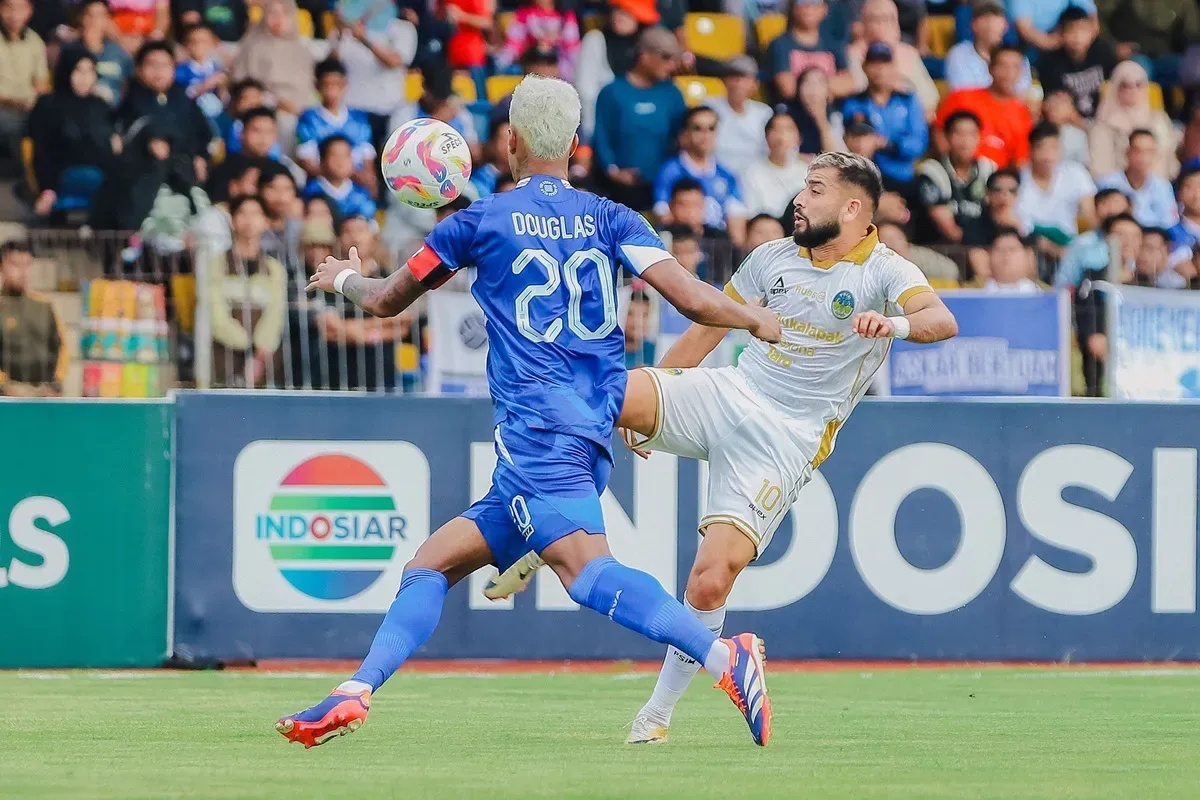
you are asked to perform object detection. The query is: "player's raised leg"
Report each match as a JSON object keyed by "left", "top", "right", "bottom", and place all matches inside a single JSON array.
[
  {"left": 275, "top": 516, "right": 495, "bottom": 748},
  {"left": 630, "top": 524, "right": 756, "bottom": 743}
]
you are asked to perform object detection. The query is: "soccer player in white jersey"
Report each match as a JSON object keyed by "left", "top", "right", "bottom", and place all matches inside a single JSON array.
[{"left": 486, "top": 151, "right": 959, "bottom": 743}]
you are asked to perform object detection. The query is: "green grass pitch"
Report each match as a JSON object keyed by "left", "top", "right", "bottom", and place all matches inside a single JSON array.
[{"left": 5, "top": 666, "right": 1200, "bottom": 799}]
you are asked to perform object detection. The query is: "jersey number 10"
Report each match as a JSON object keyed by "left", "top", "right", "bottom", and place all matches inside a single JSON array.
[{"left": 512, "top": 247, "right": 619, "bottom": 343}]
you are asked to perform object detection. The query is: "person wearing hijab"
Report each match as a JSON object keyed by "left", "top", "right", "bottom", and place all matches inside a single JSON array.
[
  {"left": 229, "top": 0, "right": 315, "bottom": 152},
  {"left": 1089, "top": 60, "right": 1178, "bottom": 180},
  {"left": 26, "top": 50, "right": 114, "bottom": 217},
  {"left": 575, "top": 0, "right": 654, "bottom": 144}
]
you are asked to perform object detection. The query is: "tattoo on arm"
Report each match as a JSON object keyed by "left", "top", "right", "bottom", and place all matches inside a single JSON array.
[{"left": 340, "top": 267, "right": 428, "bottom": 318}]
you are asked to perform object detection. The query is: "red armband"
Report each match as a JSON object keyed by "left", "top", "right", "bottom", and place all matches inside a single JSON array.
[{"left": 408, "top": 245, "right": 454, "bottom": 289}]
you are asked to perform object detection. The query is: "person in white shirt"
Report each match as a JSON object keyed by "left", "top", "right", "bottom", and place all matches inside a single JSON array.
[
  {"left": 1015, "top": 122, "right": 1096, "bottom": 251},
  {"left": 982, "top": 227, "right": 1041, "bottom": 292},
  {"left": 944, "top": 0, "right": 1032, "bottom": 94},
  {"left": 740, "top": 112, "right": 810, "bottom": 218},
  {"left": 1097, "top": 130, "right": 1180, "bottom": 230},
  {"left": 706, "top": 55, "right": 773, "bottom": 181}
]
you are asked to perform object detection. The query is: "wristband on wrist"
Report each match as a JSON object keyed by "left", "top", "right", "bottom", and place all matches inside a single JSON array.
[
  {"left": 890, "top": 316, "right": 911, "bottom": 340},
  {"left": 333, "top": 268, "right": 356, "bottom": 294}
]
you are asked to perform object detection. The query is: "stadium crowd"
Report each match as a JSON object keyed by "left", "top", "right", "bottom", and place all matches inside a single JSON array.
[{"left": 2, "top": 0, "right": 1200, "bottom": 395}]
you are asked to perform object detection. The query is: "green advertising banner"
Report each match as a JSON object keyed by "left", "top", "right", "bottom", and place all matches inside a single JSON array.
[{"left": 0, "top": 401, "right": 171, "bottom": 668}]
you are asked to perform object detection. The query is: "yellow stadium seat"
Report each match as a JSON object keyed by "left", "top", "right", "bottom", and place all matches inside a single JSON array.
[
  {"left": 581, "top": 14, "right": 604, "bottom": 34},
  {"left": 452, "top": 73, "right": 478, "bottom": 102},
  {"left": 20, "top": 137, "right": 36, "bottom": 195},
  {"left": 396, "top": 342, "right": 420, "bottom": 372},
  {"left": 322, "top": 10, "right": 335, "bottom": 35},
  {"left": 486, "top": 74, "right": 522, "bottom": 103},
  {"left": 754, "top": 13, "right": 787, "bottom": 49},
  {"left": 249, "top": 4, "right": 262, "bottom": 23},
  {"left": 1099, "top": 80, "right": 1165, "bottom": 112},
  {"left": 297, "top": 9, "right": 314, "bottom": 38},
  {"left": 927, "top": 15, "right": 955, "bottom": 59},
  {"left": 685, "top": 13, "right": 745, "bottom": 61},
  {"left": 497, "top": 11, "right": 515, "bottom": 37},
  {"left": 935, "top": 79, "right": 949, "bottom": 102},
  {"left": 675, "top": 76, "right": 726, "bottom": 107},
  {"left": 405, "top": 71, "right": 424, "bottom": 103}
]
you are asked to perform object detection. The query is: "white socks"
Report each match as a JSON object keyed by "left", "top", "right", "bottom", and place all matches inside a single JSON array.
[
  {"left": 337, "top": 680, "right": 372, "bottom": 694},
  {"left": 642, "top": 600, "right": 727, "bottom": 725}
]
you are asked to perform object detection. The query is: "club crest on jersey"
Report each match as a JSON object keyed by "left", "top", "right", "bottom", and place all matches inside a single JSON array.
[
  {"left": 539, "top": 180, "right": 559, "bottom": 197},
  {"left": 831, "top": 290, "right": 856, "bottom": 319}
]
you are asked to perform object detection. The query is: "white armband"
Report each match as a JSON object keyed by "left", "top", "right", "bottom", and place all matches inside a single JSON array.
[
  {"left": 333, "top": 268, "right": 357, "bottom": 295},
  {"left": 890, "top": 316, "right": 911, "bottom": 340}
]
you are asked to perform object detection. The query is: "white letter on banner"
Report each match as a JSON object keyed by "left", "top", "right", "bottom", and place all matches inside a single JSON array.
[
  {"left": 1011, "top": 446, "right": 1135, "bottom": 615},
  {"left": 1152, "top": 448, "right": 1197, "bottom": 614},
  {"left": 6, "top": 497, "right": 70, "bottom": 590},
  {"left": 851, "top": 444, "right": 1005, "bottom": 615},
  {"left": 725, "top": 467, "right": 838, "bottom": 611}
]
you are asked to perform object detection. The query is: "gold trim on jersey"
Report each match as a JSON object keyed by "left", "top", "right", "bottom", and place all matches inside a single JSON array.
[
  {"left": 798, "top": 226, "right": 879, "bottom": 270},
  {"left": 637, "top": 367, "right": 666, "bottom": 447},
  {"left": 723, "top": 282, "right": 746, "bottom": 304},
  {"left": 700, "top": 513, "right": 762, "bottom": 548},
  {"left": 809, "top": 337, "right": 891, "bottom": 469},
  {"left": 896, "top": 285, "right": 934, "bottom": 308}
]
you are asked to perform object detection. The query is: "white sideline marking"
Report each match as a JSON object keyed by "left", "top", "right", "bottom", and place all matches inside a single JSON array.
[
  {"left": 1013, "top": 668, "right": 1200, "bottom": 679},
  {"left": 17, "top": 672, "right": 69, "bottom": 680}
]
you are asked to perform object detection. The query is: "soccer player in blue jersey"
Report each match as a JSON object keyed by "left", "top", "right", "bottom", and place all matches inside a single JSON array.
[{"left": 276, "top": 75, "right": 781, "bottom": 748}]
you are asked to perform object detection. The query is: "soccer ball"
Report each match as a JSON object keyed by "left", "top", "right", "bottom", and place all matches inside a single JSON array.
[{"left": 380, "top": 118, "right": 473, "bottom": 209}]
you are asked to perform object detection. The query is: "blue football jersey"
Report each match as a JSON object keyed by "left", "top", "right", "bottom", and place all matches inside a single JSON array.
[
  {"left": 296, "top": 105, "right": 377, "bottom": 168},
  {"left": 411, "top": 175, "right": 672, "bottom": 450}
]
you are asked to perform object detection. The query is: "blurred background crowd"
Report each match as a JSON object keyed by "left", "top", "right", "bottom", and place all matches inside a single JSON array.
[{"left": 0, "top": 0, "right": 1197, "bottom": 397}]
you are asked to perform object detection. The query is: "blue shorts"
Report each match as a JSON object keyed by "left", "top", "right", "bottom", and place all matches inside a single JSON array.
[{"left": 462, "top": 419, "right": 612, "bottom": 573}]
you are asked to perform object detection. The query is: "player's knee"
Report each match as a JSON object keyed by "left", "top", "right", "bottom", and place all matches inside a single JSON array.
[{"left": 685, "top": 561, "right": 737, "bottom": 611}]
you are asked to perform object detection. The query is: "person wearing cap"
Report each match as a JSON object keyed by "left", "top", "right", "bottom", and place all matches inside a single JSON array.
[
  {"left": 945, "top": 1, "right": 1032, "bottom": 94},
  {"left": 840, "top": 42, "right": 928, "bottom": 192},
  {"left": 766, "top": 0, "right": 854, "bottom": 105},
  {"left": 705, "top": 55, "right": 773, "bottom": 182},
  {"left": 575, "top": 0, "right": 655, "bottom": 144},
  {"left": 935, "top": 44, "right": 1034, "bottom": 169},
  {"left": 593, "top": 26, "right": 687, "bottom": 211}
]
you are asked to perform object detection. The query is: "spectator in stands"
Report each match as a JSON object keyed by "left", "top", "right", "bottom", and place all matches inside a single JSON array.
[
  {"left": 445, "top": 0, "right": 495, "bottom": 76},
  {"left": 1036, "top": 7, "right": 1115, "bottom": 120},
  {"left": 1055, "top": 186, "right": 1132, "bottom": 287},
  {"left": 1090, "top": 60, "right": 1178, "bottom": 181},
  {"left": 1096, "top": 0, "right": 1199, "bottom": 84},
  {"left": 490, "top": 45, "right": 562, "bottom": 127},
  {"left": 1017, "top": 123, "right": 1097, "bottom": 253},
  {"left": 666, "top": 225, "right": 705, "bottom": 278},
  {"left": 1073, "top": 211, "right": 1140, "bottom": 394},
  {"left": 666, "top": 178, "right": 729, "bottom": 244},
  {"left": 654, "top": 106, "right": 748, "bottom": 247},
  {"left": 0, "top": 0, "right": 49, "bottom": 168},
  {"left": 230, "top": 0, "right": 315, "bottom": 151},
  {"left": 935, "top": 44, "right": 1034, "bottom": 169},
  {"left": 108, "top": 0, "right": 169, "bottom": 47},
  {"left": 220, "top": 78, "right": 268, "bottom": 154},
  {"left": 708, "top": 56, "right": 772, "bottom": 181},
  {"left": 173, "top": 0, "right": 249, "bottom": 45},
  {"left": 767, "top": 0, "right": 851, "bottom": 104},
  {"left": 296, "top": 58, "right": 377, "bottom": 194},
  {"left": 945, "top": 1, "right": 1033, "bottom": 95},
  {"left": 593, "top": 26, "right": 686, "bottom": 211},
  {"left": 27, "top": 51, "right": 114, "bottom": 218},
  {"left": 1098, "top": 130, "right": 1179, "bottom": 229},
  {"left": 115, "top": 41, "right": 214, "bottom": 181},
  {"left": 63, "top": 0, "right": 133, "bottom": 107},
  {"left": 207, "top": 194, "right": 287, "bottom": 388},
  {"left": 498, "top": 0, "right": 580, "bottom": 81},
  {"left": 260, "top": 170, "right": 302, "bottom": 260},
  {"left": 784, "top": 68, "right": 845, "bottom": 157},
  {"left": 175, "top": 23, "right": 227, "bottom": 122},
  {"left": 575, "top": 0, "right": 650, "bottom": 144},
  {"left": 745, "top": 214, "right": 786, "bottom": 250},
  {"left": 391, "top": 70, "right": 479, "bottom": 151},
  {"left": 624, "top": 289, "right": 655, "bottom": 368},
  {"left": 963, "top": 167, "right": 1029, "bottom": 280},
  {"left": 741, "top": 112, "right": 809, "bottom": 219},
  {"left": 842, "top": 117, "right": 911, "bottom": 224},
  {"left": 876, "top": 219, "right": 961, "bottom": 283},
  {"left": 1009, "top": 0, "right": 1096, "bottom": 53},
  {"left": 470, "top": 118, "right": 509, "bottom": 199},
  {"left": 208, "top": 107, "right": 294, "bottom": 203},
  {"left": 1169, "top": 166, "right": 1200, "bottom": 265},
  {"left": 840, "top": 42, "right": 927, "bottom": 194},
  {"left": 846, "top": 0, "right": 938, "bottom": 118},
  {"left": 0, "top": 241, "right": 63, "bottom": 397},
  {"left": 1042, "top": 88, "right": 1090, "bottom": 167},
  {"left": 982, "top": 228, "right": 1040, "bottom": 291},
  {"left": 325, "top": 4, "right": 416, "bottom": 156},
  {"left": 302, "top": 134, "right": 376, "bottom": 220},
  {"left": 1132, "top": 226, "right": 1185, "bottom": 287},
  {"left": 915, "top": 110, "right": 995, "bottom": 245}
]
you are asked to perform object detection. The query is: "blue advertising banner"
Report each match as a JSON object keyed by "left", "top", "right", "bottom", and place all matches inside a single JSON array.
[
  {"left": 883, "top": 290, "right": 1070, "bottom": 396},
  {"left": 174, "top": 393, "right": 1200, "bottom": 662},
  {"left": 1109, "top": 284, "right": 1200, "bottom": 400}
]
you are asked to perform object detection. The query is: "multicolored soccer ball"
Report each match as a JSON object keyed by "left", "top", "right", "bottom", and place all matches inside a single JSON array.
[{"left": 380, "top": 118, "right": 473, "bottom": 209}]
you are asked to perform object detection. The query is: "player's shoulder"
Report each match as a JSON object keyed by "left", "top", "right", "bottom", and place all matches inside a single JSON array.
[
  {"left": 864, "top": 240, "right": 923, "bottom": 284},
  {"left": 745, "top": 237, "right": 801, "bottom": 274}
]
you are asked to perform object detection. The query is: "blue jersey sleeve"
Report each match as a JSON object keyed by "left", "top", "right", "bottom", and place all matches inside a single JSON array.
[
  {"left": 295, "top": 109, "right": 321, "bottom": 162},
  {"left": 607, "top": 205, "right": 672, "bottom": 277},
  {"left": 653, "top": 158, "right": 685, "bottom": 217},
  {"left": 414, "top": 198, "right": 490, "bottom": 286}
]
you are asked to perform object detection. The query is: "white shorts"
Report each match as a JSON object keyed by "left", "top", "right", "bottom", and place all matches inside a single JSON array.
[{"left": 638, "top": 366, "right": 822, "bottom": 557}]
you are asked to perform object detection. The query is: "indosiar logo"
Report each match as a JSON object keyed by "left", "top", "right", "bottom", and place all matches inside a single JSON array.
[{"left": 234, "top": 442, "right": 430, "bottom": 613}]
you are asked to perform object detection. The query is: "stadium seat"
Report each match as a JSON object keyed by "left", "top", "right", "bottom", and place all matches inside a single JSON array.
[
  {"left": 934, "top": 79, "right": 949, "bottom": 102},
  {"left": 1099, "top": 81, "right": 1165, "bottom": 112},
  {"left": 486, "top": 74, "right": 522, "bottom": 103},
  {"left": 675, "top": 76, "right": 726, "bottom": 107},
  {"left": 754, "top": 13, "right": 787, "bottom": 50},
  {"left": 322, "top": 10, "right": 335, "bottom": 35},
  {"left": 406, "top": 71, "right": 424, "bottom": 102},
  {"left": 20, "top": 137, "right": 36, "bottom": 195},
  {"left": 497, "top": 11, "right": 515, "bottom": 37},
  {"left": 452, "top": 73, "right": 478, "bottom": 102},
  {"left": 685, "top": 13, "right": 745, "bottom": 61},
  {"left": 249, "top": 4, "right": 261, "bottom": 23},
  {"left": 927, "top": 15, "right": 955, "bottom": 58},
  {"left": 581, "top": 13, "right": 604, "bottom": 34},
  {"left": 297, "top": 9, "right": 314, "bottom": 38}
]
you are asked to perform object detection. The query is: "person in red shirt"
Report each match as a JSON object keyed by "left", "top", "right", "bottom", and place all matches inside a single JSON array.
[
  {"left": 445, "top": 0, "right": 495, "bottom": 70},
  {"left": 934, "top": 44, "right": 1033, "bottom": 169}
]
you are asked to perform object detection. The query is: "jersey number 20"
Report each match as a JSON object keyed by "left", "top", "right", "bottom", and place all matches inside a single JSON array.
[{"left": 512, "top": 248, "right": 618, "bottom": 343}]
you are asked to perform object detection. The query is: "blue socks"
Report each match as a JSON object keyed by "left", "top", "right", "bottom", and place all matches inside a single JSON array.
[
  {"left": 567, "top": 556, "right": 718, "bottom": 665},
  {"left": 351, "top": 568, "right": 449, "bottom": 691}
]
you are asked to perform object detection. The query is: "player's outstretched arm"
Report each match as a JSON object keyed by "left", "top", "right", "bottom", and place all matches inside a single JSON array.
[
  {"left": 306, "top": 247, "right": 428, "bottom": 319},
  {"left": 852, "top": 290, "right": 959, "bottom": 343},
  {"left": 641, "top": 258, "right": 782, "bottom": 343}
]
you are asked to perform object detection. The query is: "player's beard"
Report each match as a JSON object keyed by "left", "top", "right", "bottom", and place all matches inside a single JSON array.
[{"left": 792, "top": 214, "right": 841, "bottom": 248}]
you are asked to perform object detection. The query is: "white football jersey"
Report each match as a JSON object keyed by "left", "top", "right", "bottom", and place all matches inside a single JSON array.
[{"left": 725, "top": 228, "right": 931, "bottom": 466}]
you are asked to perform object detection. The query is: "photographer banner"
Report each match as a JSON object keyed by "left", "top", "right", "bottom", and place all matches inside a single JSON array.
[
  {"left": 880, "top": 290, "right": 1070, "bottom": 397},
  {"left": 174, "top": 393, "right": 1200, "bottom": 663},
  {"left": 1109, "top": 284, "right": 1200, "bottom": 399}
]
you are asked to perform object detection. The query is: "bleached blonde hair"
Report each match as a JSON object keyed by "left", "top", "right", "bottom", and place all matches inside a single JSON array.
[{"left": 509, "top": 75, "right": 581, "bottom": 161}]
